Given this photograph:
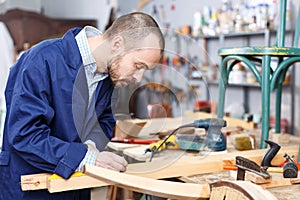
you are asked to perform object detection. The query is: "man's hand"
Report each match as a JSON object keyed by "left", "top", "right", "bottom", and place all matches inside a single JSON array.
[{"left": 95, "top": 151, "right": 128, "bottom": 172}]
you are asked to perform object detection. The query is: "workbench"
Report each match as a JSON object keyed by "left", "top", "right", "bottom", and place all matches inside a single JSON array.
[
  {"left": 21, "top": 114, "right": 300, "bottom": 199},
  {"left": 106, "top": 140, "right": 300, "bottom": 199},
  {"left": 21, "top": 143, "right": 299, "bottom": 199},
  {"left": 106, "top": 114, "right": 300, "bottom": 200}
]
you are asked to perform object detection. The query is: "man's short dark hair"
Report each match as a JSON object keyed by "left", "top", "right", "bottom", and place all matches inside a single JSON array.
[{"left": 103, "top": 12, "right": 165, "bottom": 53}]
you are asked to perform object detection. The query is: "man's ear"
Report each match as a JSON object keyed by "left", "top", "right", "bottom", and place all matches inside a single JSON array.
[{"left": 111, "top": 36, "right": 124, "bottom": 53}]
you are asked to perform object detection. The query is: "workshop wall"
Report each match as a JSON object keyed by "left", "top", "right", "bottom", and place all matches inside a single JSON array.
[
  {"left": 0, "top": 0, "right": 299, "bottom": 135},
  {"left": 12, "top": 0, "right": 300, "bottom": 135},
  {"left": 117, "top": 0, "right": 300, "bottom": 136}
]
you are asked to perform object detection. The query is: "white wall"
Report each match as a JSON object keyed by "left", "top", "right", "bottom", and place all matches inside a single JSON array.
[
  {"left": 0, "top": 0, "right": 42, "bottom": 13},
  {"left": 42, "top": 0, "right": 114, "bottom": 32}
]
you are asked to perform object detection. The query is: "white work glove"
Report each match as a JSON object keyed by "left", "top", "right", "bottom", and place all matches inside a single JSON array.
[
  {"left": 85, "top": 140, "right": 98, "bottom": 152},
  {"left": 95, "top": 151, "right": 128, "bottom": 172}
]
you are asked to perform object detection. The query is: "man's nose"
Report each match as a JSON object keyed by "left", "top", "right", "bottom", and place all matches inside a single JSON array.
[{"left": 133, "top": 69, "right": 145, "bottom": 83}]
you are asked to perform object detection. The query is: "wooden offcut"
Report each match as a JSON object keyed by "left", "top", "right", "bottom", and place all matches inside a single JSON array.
[
  {"left": 245, "top": 171, "right": 272, "bottom": 184},
  {"left": 21, "top": 172, "right": 109, "bottom": 193},
  {"left": 21, "top": 173, "right": 50, "bottom": 191}
]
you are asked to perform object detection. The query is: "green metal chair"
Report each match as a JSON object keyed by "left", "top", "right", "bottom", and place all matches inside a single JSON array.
[{"left": 217, "top": 0, "right": 300, "bottom": 149}]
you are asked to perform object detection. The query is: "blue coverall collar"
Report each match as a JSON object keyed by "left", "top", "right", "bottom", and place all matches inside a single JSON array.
[{"left": 61, "top": 28, "right": 83, "bottom": 70}]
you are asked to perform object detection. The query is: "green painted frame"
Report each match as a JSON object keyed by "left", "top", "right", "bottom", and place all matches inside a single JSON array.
[{"left": 217, "top": 0, "right": 300, "bottom": 151}]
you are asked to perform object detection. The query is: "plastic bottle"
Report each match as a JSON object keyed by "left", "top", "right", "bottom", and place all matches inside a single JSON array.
[{"left": 193, "top": 10, "right": 202, "bottom": 37}]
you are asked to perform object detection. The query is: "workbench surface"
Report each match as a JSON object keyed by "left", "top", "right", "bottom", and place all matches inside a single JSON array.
[{"left": 106, "top": 130, "right": 300, "bottom": 200}]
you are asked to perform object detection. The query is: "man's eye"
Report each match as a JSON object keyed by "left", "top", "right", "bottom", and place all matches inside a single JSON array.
[{"left": 136, "top": 65, "right": 143, "bottom": 70}]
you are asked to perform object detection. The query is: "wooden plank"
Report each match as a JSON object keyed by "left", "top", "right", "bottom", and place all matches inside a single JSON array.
[
  {"left": 21, "top": 173, "right": 50, "bottom": 191},
  {"left": 47, "top": 172, "right": 109, "bottom": 193},
  {"left": 125, "top": 145, "right": 299, "bottom": 179},
  {"left": 106, "top": 142, "right": 143, "bottom": 151},
  {"left": 119, "top": 117, "right": 195, "bottom": 138},
  {"left": 260, "top": 177, "right": 300, "bottom": 189},
  {"left": 245, "top": 171, "right": 272, "bottom": 184},
  {"left": 84, "top": 164, "right": 211, "bottom": 200}
]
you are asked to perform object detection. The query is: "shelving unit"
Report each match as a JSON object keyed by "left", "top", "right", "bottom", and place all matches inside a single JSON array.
[{"left": 189, "top": 30, "right": 295, "bottom": 132}]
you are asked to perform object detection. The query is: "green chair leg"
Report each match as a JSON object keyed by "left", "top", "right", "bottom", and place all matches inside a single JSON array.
[
  {"left": 260, "top": 55, "right": 271, "bottom": 149},
  {"left": 275, "top": 85, "right": 283, "bottom": 133},
  {"left": 217, "top": 60, "right": 227, "bottom": 119}
]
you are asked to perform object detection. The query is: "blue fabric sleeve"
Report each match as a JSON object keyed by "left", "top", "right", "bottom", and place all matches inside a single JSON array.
[{"left": 6, "top": 61, "right": 87, "bottom": 179}]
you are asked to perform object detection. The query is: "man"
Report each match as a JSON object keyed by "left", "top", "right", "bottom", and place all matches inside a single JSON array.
[{"left": 0, "top": 12, "right": 165, "bottom": 199}]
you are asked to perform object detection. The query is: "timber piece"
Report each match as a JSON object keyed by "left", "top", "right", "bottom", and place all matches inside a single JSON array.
[
  {"left": 125, "top": 145, "right": 299, "bottom": 179},
  {"left": 115, "top": 119, "right": 147, "bottom": 138},
  {"left": 290, "top": 177, "right": 300, "bottom": 184},
  {"left": 270, "top": 132, "right": 290, "bottom": 144},
  {"left": 116, "top": 117, "right": 195, "bottom": 139},
  {"left": 84, "top": 164, "right": 211, "bottom": 200},
  {"left": 260, "top": 177, "right": 300, "bottom": 189},
  {"left": 21, "top": 173, "right": 51, "bottom": 191},
  {"left": 106, "top": 141, "right": 143, "bottom": 151},
  {"left": 209, "top": 180, "right": 277, "bottom": 200},
  {"left": 47, "top": 172, "right": 109, "bottom": 193},
  {"left": 245, "top": 171, "right": 272, "bottom": 184}
]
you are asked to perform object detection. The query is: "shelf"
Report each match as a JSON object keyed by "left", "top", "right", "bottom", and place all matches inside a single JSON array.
[
  {"left": 195, "top": 30, "right": 273, "bottom": 39},
  {"left": 189, "top": 79, "right": 291, "bottom": 88}
]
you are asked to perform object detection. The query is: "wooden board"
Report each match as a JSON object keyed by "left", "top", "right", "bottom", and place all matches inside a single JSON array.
[
  {"left": 84, "top": 164, "right": 211, "bottom": 200},
  {"left": 245, "top": 171, "right": 272, "bottom": 184},
  {"left": 84, "top": 165, "right": 279, "bottom": 200},
  {"left": 260, "top": 177, "right": 300, "bottom": 189},
  {"left": 106, "top": 142, "right": 143, "bottom": 151},
  {"left": 21, "top": 172, "right": 109, "bottom": 193},
  {"left": 116, "top": 117, "right": 196, "bottom": 139},
  {"left": 47, "top": 172, "right": 108, "bottom": 193},
  {"left": 21, "top": 173, "right": 50, "bottom": 191},
  {"left": 125, "top": 145, "right": 299, "bottom": 179}
]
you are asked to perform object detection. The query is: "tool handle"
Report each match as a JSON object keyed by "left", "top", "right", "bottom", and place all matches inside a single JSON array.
[{"left": 261, "top": 140, "right": 281, "bottom": 167}]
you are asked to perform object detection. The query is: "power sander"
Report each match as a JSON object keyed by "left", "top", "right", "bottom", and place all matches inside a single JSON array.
[{"left": 145, "top": 118, "right": 227, "bottom": 161}]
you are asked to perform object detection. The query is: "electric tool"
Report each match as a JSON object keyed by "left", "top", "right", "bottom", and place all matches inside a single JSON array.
[{"left": 145, "top": 118, "right": 227, "bottom": 161}]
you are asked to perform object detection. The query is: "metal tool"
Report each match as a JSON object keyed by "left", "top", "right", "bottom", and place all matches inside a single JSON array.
[
  {"left": 283, "top": 153, "right": 298, "bottom": 178},
  {"left": 145, "top": 118, "right": 227, "bottom": 161},
  {"left": 260, "top": 140, "right": 299, "bottom": 178},
  {"left": 235, "top": 156, "right": 271, "bottom": 180},
  {"left": 261, "top": 140, "right": 281, "bottom": 167}
]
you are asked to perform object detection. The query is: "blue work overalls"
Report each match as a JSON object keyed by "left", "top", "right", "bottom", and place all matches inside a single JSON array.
[{"left": 0, "top": 28, "right": 115, "bottom": 199}]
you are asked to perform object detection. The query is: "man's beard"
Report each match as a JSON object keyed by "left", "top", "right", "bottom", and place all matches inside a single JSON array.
[{"left": 108, "top": 56, "right": 130, "bottom": 87}]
